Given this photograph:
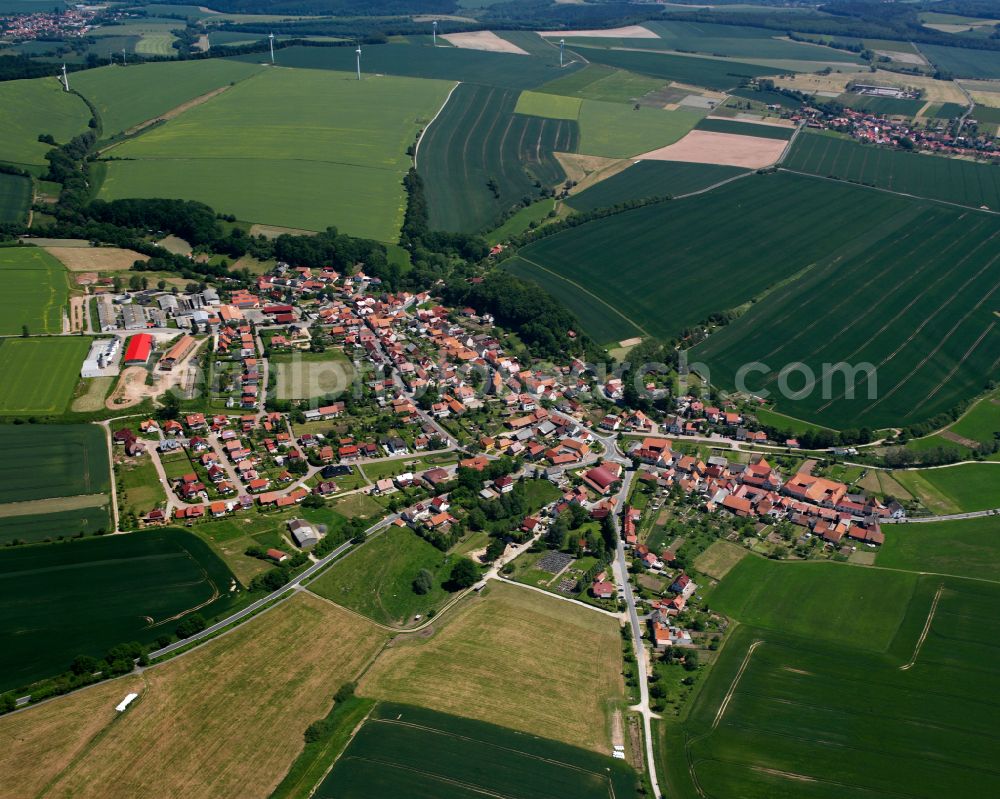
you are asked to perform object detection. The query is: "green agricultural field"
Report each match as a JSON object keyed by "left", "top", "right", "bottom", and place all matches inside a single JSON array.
[
  {"left": 318, "top": 702, "right": 636, "bottom": 799},
  {"left": 568, "top": 46, "right": 786, "bottom": 91},
  {"left": 837, "top": 93, "right": 926, "bottom": 116},
  {"left": 785, "top": 128, "right": 1000, "bottom": 210},
  {"left": 100, "top": 67, "right": 452, "bottom": 240},
  {"left": 271, "top": 348, "right": 355, "bottom": 401},
  {"left": 0, "top": 172, "right": 31, "bottom": 224},
  {"left": 567, "top": 161, "right": 748, "bottom": 212},
  {"left": 229, "top": 41, "right": 580, "bottom": 90},
  {"left": 0, "top": 77, "right": 91, "bottom": 170},
  {"left": 418, "top": 83, "right": 577, "bottom": 233},
  {"left": 604, "top": 20, "right": 862, "bottom": 64},
  {"left": 308, "top": 525, "right": 456, "bottom": 626},
  {"left": 694, "top": 117, "right": 794, "bottom": 139},
  {"left": 134, "top": 32, "right": 179, "bottom": 55},
  {"left": 0, "top": 506, "right": 110, "bottom": 546},
  {"left": 72, "top": 59, "right": 264, "bottom": 137},
  {"left": 503, "top": 255, "right": 643, "bottom": 345},
  {"left": 662, "top": 567, "right": 1000, "bottom": 798},
  {"left": 508, "top": 171, "right": 914, "bottom": 342},
  {"left": 922, "top": 44, "right": 1000, "bottom": 79},
  {"left": 690, "top": 180, "right": 1000, "bottom": 428},
  {"left": 892, "top": 464, "right": 1000, "bottom": 514},
  {"left": 0, "top": 246, "right": 69, "bottom": 335},
  {"left": 536, "top": 64, "right": 667, "bottom": 104},
  {"left": 711, "top": 557, "right": 917, "bottom": 651},
  {"left": 515, "top": 90, "right": 582, "bottom": 120},
  {"left": 0, "top": 337, "right": 89, "bottom": 415},
  {"left": 0, "top": 424, "right": 109, "bottom": 504},
  {"left": 729, "top": 86, "right": 802, "bottom": 109},
  {"left": 577, "top": 99, "right": 703, "bottom": 158},
  {"left": 879, "top": 515, "right": 1000, "bottom": 581},
  {"left": 0, "top": 528, "right": 240, "bottom": 692}
]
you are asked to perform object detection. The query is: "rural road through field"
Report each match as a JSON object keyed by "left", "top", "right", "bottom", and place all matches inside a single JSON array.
[
  {"left": 13, "top": 512, "right": 400, "bottom": 709},
  {"left": 147, "top": 512, "right": 400, "bottom": 660}
]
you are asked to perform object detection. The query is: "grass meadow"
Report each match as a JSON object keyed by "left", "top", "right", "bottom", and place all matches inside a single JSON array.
[
  {"left": 0, "top": 528, "right": 240, "bottom": 692},
  {"left": 359, "top": 581, "right": 623, "bottom": 752},
  {"left": 73, "top": 59, "right": 264, "bottom": 137},
  {"left": 0, "top": 246, "right": 69, "bottom": 335},
  {"left": 0, "top": 172, "right": 31, "bottom": 223},
  {"left": 661, "top": 557, "right": 1000, "bottom": 798},
  {"left": 0, "top": 77, "right": 90, "bottom": 171},
  {"left": 577, "top": 99, "right": 702, "bottom": 158},
  {"left": 892, "top": 463, "right": 1000, "bottom": 514},
  {"left": 101, "top": 67, "right": 452, "bottom": 240},
  {"left": 418, "top": 83, "right": 576, "bottom": 233},
  {"left": 0, "top": 593, "right": 386, "bottom": 799},
  {"left": 319, "top": 702, "right": 636, "bottom": 799},
  {"left": 567, "top": 161, "right": 747, "bottom": 212},
  {"left": 785, "top": 129, "right": 1000, "bottom": 210},
  {"left": 948, "top": 392, "right": 1000, "bottom": 445},
  {"left": 308, "top": 525, "right": 456, "bottom": 626},
  {"left": 270, "top": 348, "right": 355, "bottom": 401},
  {"left": 0, "top": 337, "right": 90, "bottom": 415}
]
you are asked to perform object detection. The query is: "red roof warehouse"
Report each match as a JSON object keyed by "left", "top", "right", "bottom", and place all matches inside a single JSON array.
[{"left": 123, "top": 333, "right": 153, "bottom": 365}]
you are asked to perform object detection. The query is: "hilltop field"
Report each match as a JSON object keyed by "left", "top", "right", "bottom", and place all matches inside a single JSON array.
[
  {"left": 508, "top": 170, "right": 1000, "bottom": 429},
  {"left": 98, "top": 66, "right": 453, "bottom": 241}
]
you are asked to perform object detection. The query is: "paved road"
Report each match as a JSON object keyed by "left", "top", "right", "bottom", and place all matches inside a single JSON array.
[{"left": 610, "top": 469, "right": 662, "bottom": 797}]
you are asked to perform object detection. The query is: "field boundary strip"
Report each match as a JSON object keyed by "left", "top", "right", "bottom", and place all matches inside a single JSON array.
[
  {"left": 0, "top": 493, "right": 108, "bottom": 519},
  {"left": 514, "top": 254, "right": 652, "bottom": 337},
  {"left": 413, "top": 80, "right": 461, "bottom": 171},
  {"left": 900, "top": 584, "right": 944, "bottom": 671}
]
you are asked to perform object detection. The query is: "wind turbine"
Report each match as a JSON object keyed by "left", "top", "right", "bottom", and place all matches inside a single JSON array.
[
  {"left": 432, "top": 19, "right": 438, "bottom": 46},
  {"left": 356, "top": 43, "right": 362, "bottom": 80},
  {"left": 60, "top": 63, "right": 69, "bottom": 92},
  {"left": 268, "top": 32, "right": 275, "bottom": 64},
  {"left": 559, "top": 38, "right": 565, "bottom": 67}
]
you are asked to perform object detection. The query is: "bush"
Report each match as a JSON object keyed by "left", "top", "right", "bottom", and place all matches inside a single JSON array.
[
  {"left": 334, "top": 682, "right": 356, "bottom": 703},
  {"left": 412, "top": 568, "right": 434, "bottom": 595},
  {"left": 175, "top": 613, "right": 207, "bottom": 639},
  {"left": 449, "top": 557, "right": 480, "bottom": 589}
]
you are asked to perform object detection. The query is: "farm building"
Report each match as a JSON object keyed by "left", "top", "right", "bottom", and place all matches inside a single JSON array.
[
  {"left": 159, "top": 334, "right": 196, "bottom": 371},
  {"left": 123, "top": 333, "right": 153, "bottom": 366},
  {"left": 81, "top": 338, "right": 121, "bottom": 377},
  {"left": 288, "top": 518, "right": 319, "bottom": 548}
]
